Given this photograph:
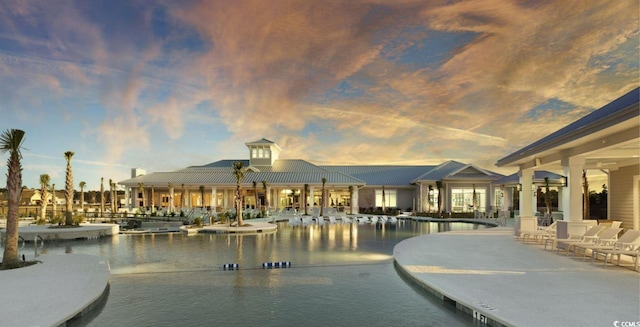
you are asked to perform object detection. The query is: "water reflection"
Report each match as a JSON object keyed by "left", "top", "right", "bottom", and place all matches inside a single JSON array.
[{"left": 48, "top": 220, "right": 485, "bottom": 327}]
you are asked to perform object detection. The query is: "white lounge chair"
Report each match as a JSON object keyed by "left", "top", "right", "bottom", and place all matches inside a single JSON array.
[
  {"left": 587, "top": 229, "right": 640, "bottom": 261},
  {"left": 328, "top": 216, "right": 337, "bottom": 224},
  {"left": 521, "top": 221, "right": 557, "bottom": 243},
  {"left": 558, "top": 227, "right": 622, "bottom": 256},
  {"left": 591, "top": 244, "right": 640, "bottom": 271},
  {"left": 545, "top": 225, "right": 605, "bottom": 251}
]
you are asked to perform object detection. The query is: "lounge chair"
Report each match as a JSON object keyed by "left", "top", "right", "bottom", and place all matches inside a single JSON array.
[
  {"left": 544, "top": 226, "right": 605, "bottom": 250},
  {"left": 574, "top": 229, "right": 639, "bottom": 260},
  {"left": 521, "top": 221, "right": 557, "bottom": 243},
  {"left": 557, "top": 227, "right": 622, "bottom": 256},
  {"left": 544, "top": 225, "right": 605, "bottom": 251},
  {"left": 328, "top": 216, "right": 337, "bottom": 224},
  {"left": 591, "top": 244, "right": 640, "bottom": 271}
]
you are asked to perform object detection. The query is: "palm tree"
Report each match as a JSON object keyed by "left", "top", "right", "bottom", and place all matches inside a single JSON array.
[
  {"left": 348, "top": 185, "right": 354, "bottom": 215},
  {"left": 436, "top": 180, "right": 443, "bottom": 217},
  {"left": 262, "top": 180, "right": 269, "bottom": 218},
  {"left": 303, "top": 184, "right": 309, "bottom": 215},
  {"left": 168, "top": 182, "right": 174, "bottom": 213},
  {"left": 39, "top": 174, "right": 50, "bottom": 223},
  {"left": 110, "top": 180, "right": 116, "bottom": 218},
  {"left": 1, "top": 129, "right": 25, "bottom": 267},
  {"left": 232, "top": 161, "right": 245, "bottom": 226},
  {"left": 199, "top": 185, "right": 205, "bottom": 208},
  {"left": 79, "top": 181, "right": 86, "bottom": 212},
  {"left": 582, "top": 170, "right": 590, "bottom": 220},
  {"left": 100, "top": 177, "right": 105, "bottom": 217},
  {"left": 180, "top": 183, "right": 185, "bottom": 209},
  {"left": 63, "top": 151, "right": 75, "bottom": 225},
  {"left": 52, "top": 183, "right": 57, "bottom": 221},
  {"left": 252, "top": 181, "right": 258, "bottom": 212},
  {"left": 543, "top": 177, "right": 552, "bottom": 216},
  {"left": 320, "top": 177, "right": 327, "bottom": 217},
  {"left": 382, "top": 185, "right": 386, "bottom": 214}
]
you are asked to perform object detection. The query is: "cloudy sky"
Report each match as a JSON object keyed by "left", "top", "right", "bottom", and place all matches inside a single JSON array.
[{"left": 1, "top": 0, "right": 637, "bottom": 190}]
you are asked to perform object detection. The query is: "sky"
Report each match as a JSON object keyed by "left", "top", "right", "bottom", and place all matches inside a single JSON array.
[{"left": 0, "top": 0, "right": 638, "bottom": 191}]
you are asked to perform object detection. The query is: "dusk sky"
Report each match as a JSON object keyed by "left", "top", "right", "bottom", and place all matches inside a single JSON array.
[{"left": 1, "top": 0, "right": 638, "bottom": 191}]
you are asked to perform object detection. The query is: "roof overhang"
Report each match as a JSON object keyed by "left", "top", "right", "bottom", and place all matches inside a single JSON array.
[{"left": 496, "top": 88, "right": 640, "bottom": 171}]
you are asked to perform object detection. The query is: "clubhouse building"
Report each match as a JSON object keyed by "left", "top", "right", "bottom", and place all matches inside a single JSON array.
[{"left": 118, "top": 139, "right": 508, "bottom": 216}]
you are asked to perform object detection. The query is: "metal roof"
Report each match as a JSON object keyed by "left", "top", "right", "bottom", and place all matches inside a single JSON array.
[
  {"left": 322, "top": 165, "right": 436, "bottom": 186},
  {"left": 493, "top": 171, "right": 566, "bottom": 186},
  {"left": 497, "top": 87, "right": 640, "bottom": 167}
]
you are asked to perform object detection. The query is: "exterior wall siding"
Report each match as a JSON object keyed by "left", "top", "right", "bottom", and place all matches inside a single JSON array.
[{"left": 610, "top": 164, "right": 639, "bottom": 230}]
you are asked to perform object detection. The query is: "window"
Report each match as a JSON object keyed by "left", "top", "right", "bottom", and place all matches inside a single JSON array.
[
  {"left": 251, "top": 148, "right": 257, "bottom": 158},
  {"left": 450, "top": 187, "right": 486, "bottom": 213},
  {"left": 258, "top": 148, "right": 264, "bottom": 158},
  {"left": 375, "top": 189, "right": 397, "bottom": 207}
]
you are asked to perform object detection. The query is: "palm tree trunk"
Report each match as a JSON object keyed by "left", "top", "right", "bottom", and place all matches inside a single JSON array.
[{"left": 1, "top": 129, "right": 24, "bottom": 266}]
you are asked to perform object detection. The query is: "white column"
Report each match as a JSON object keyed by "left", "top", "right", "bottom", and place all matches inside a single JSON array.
[
  {"left": 352, "top": 188, "right": 359, "bottom": 214},
  {"left": 519, "top": 168, "right": 534, "bottom": 217},
  {"left": 126, "top": 187, "right": 132, "bottom": 210},
  {"left": 211, "top": 187, "right": 217, "bottom": 212},
  {"left": 557, "top": 187, "right": 564, "bottom": 212},
  {"left": 562, "top": 157, "right": 585, "bottom": 222},
  {"left": 223, "top": 189, "right": 228, "bottom": 209},
  {"left": 309, "top": 186, "right": 315, "bottom": 209},
  {"left": 266, "top": 186, "right": 271, "bottom": 211}
]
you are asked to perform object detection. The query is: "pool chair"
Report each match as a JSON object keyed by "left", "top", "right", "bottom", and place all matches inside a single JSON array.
[
  {"left": 369, "top": 216, "right": 379, "bottom": 224},
  {"left": 585, "top": 229, "right": 640, "bottom": 261},
  {"left": 388, "top": 216, "right": 398, "bottom": 224},
  {"left": 288, "top": 217, "right": 301, "bottom": 226},
  {"left": 544, "top": 225, "right": 605, "bottom": 251},
  {"left": 357, "top": 216, "right": 368, "bottom": 224},
  {"left": 521, "top": 221, "right": 557, "bottom": 243},
  {"left": 316, "top": 216, "right": 324, "bottom": 225},
  {"left": 328, "top": 216, "right": 337, "bottom": 224},
  {"left": 340, "top": 216, "right": 352, "bottom": 224},
  {"left": 557, "top": 227, "right": 622, "bottom": 256},
  {"left": 591, "top": 244, "right": 640, "bottom": 271},
  {"left": 301, "top": 216, "right": 313, "bottom": 225}
]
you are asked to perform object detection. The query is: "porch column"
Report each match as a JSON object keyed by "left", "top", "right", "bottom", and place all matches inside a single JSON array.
[
  {"left": 266, "top": 186, "right": 271, "bottom": 211},
  {"left": 309, "top": 186, "right": 315, "bottom": 209},
  {"left": 519, "top": 168, "right": 534, "bottom": 217},
  {"left": 352, "top": 188, "right": 359, "bottom": 214},
  {"left": 223, "top": 189, "right": 228, "bottom": 209},
  {"left": 562, "top": 157, "right": 585, "bottom": 222},
  {"left": 211, "top": 187, "right": 217, "bottom": 212},
  {"left": 126, "top": 187, "right": 132, "bottom": 210}
]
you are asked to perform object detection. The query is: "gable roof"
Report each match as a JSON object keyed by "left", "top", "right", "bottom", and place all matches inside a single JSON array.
[{"left": 410, "top": 161, "right": 503, "bottom": 183}]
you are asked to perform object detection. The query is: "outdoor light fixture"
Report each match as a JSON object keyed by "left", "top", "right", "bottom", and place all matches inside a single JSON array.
[
  {"left": 516, "top": 183, "right": 522, "bottom": 192},
  {"left": 562, "top": 176, "right": 568, "bottom": 187}
]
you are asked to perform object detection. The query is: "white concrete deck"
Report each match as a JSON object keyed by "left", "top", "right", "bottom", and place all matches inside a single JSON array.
[
  {"left": 0, "top": 253, "right": 110, "bottom": 327},
  {"left": 0, "top": 223, "right": 119, "bottom": 241},
  {"left": 394, "top": 227, "right": 640, "bottom": 327}
]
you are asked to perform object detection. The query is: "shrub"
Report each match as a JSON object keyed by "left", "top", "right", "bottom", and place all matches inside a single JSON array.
[
  {"left": 73, "top": 213, "right": 86, "bottom": 225},
  {"left": 192, "top": 217, "right": 203, "bottom": 227}
]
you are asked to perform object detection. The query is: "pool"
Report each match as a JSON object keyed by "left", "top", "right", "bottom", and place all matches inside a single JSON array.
[{"left": 38, "top": 219, "right": 487, "bottom": 326}]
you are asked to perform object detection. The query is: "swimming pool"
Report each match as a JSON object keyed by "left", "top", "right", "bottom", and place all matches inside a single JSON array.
[{"left": 39, "top": 219, "right": 486, "bottom": 326}]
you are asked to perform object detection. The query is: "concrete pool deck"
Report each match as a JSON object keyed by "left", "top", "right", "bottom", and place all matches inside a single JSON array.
[
  {"left": 1, "top": 219, "right": 638, "bottom": 326},
  {"left": 0, "top": 253, "right": 110, "bottom": 327},
  {"left": 394, "top": 227, "right": 640, "bottom": 327}
]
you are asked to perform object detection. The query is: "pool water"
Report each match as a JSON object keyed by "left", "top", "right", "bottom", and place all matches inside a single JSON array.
[{"left": 39, "top": 220, "right": 486, "bottom": 326}]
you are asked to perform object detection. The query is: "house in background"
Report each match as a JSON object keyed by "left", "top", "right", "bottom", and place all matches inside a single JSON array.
[
  {"left": 118, "top": 138, "right": 506, "bottom": 216},
  {"left": 496, "top": 87, "right": 639, "bottom": 233}
]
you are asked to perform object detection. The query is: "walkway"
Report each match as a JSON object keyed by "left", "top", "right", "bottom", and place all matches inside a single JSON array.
[{"left": 393, "top": 227, "right": 640, "bottom": 327}]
